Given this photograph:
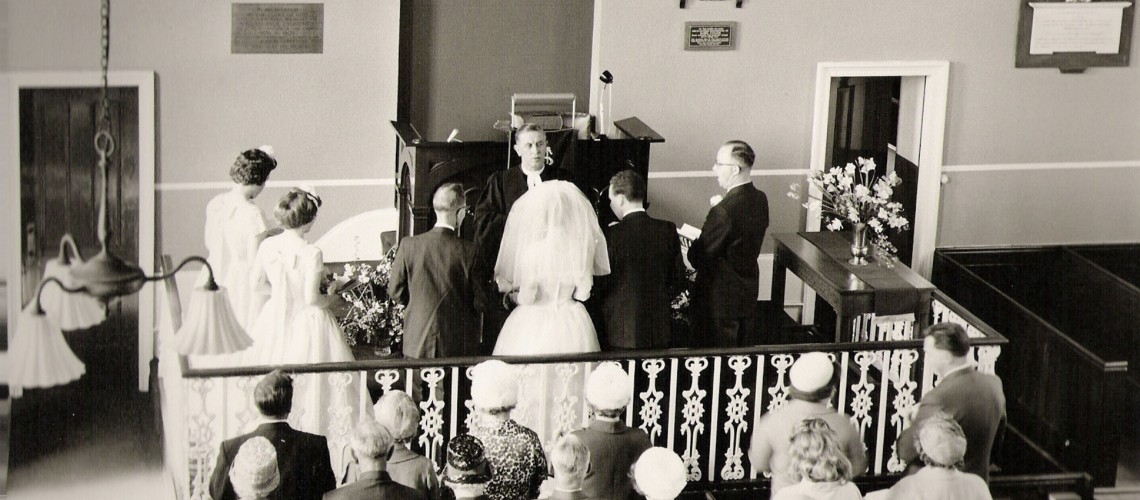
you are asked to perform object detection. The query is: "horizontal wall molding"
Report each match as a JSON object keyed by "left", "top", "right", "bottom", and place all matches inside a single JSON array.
[
  {"left": 152, "top": 160, "right": 1140, "bottom": 191},
  {"left": 648, "top": 169, "right": 808, "bottom": 179},
  {"left": 943, "top": 160, "right": 1140, "bottom": 173},
  {"left": 155, "top": 178, "right": 397, "bottom": 191}
]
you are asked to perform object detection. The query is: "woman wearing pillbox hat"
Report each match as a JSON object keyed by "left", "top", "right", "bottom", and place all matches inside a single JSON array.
[
  {"left": 229, "top": 436, "right": 280, "bottom": 500},
  {"left": 877, "top": 414, "right": 993, "bottom": 500},
  {"left": 468, "top": 360, "right": 547, "bottom": 500},
  {"left": 632, "top": 447, "right": 687, "bottom": 500},
  {"left": 442, "top": 434, "right": 493, "bottom": 500},
  {"left": 572, "top": 362, "right": 652, "bottom": 500},
  {"left": 749, "top": 352, "right": 868, "bottom": 497}
]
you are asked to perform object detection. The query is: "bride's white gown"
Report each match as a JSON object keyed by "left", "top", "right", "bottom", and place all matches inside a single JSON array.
[
  {"left": 493, "top": 239, "right": 600, "bottom": 355},
  {"left": 492, "top": 181, "right": 608, "bottom": 356}
]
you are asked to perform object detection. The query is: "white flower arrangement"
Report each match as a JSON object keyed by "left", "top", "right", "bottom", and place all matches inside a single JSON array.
[{"left": 788, "top": 157, "right": 910, "bottom": 263}]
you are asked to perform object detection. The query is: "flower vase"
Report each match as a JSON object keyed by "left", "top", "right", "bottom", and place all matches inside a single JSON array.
[{"left": 849, "top": 223, "right": 872, "bottom": 265}]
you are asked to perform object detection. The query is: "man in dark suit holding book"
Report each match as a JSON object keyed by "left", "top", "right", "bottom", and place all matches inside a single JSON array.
[
  {"left": 599, "top": 170, "right": 684, "bottom": 350},
  {"left": 210, "top": 370, "right": 337, "bottom": 500},
  {"left": 688, "top": 140, "right": 769, "bottom": 347}
]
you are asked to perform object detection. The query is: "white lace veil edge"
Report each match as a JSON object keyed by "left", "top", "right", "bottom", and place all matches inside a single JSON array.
[{"left": 494, "top": 181, "right": 609, "bottom": 293}]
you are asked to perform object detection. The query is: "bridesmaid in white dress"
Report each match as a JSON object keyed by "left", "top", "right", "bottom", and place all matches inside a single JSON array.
[
  {"left": 242, "top": 187, "right": 354, "bottom": 366},
  {"left": 201, "top": 146, "right": 278, "bottom": 329},
  {"left": 492, "top": 181, "right": 610, "bottom": 355}
]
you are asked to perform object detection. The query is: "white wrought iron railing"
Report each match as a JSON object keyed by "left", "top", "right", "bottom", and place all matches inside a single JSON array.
[{"left": 158, "top": 293, "right": 1005, "bottom": 500}]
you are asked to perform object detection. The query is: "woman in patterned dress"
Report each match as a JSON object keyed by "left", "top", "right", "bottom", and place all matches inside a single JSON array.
[{"left": 467, "top": 360, "right": 547, "bottom": 500}]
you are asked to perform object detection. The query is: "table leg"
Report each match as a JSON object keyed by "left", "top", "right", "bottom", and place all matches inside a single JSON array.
[
  {"left": 915, "top": 294, "right": 933, "bottom": 336},
  {"left": 836, "top": 314, "right": 853, "bottom": 343},
  {"left": 770, "top": 257, "right": 787, "bottom": 311}
]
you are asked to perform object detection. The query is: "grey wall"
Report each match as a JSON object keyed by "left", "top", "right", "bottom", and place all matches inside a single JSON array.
[
  {"left": 594, "top": 0, "right": 1140, "bottom": 249},
  {"left": 409, "top": 0, "right": 594, "bottom": 142}
]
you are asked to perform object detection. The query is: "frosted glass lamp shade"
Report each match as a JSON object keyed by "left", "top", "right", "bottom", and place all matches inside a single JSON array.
[
  {"left": 9, "top": 304, "right": 87, "bottom": 397},
  {"left": 176, "top": 286, "right": 253, "bottom": 355},
  {"left": 41, "top": 258, "right": 107, "bottom": 330}
]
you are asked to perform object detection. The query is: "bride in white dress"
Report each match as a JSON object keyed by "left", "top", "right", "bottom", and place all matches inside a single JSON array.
[{"left": 492, "top": 180, "right": 610, "bottom": 355}]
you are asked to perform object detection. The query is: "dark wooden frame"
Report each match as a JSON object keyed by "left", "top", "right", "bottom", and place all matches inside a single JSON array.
[{"left": 1016, "top": 0, "right": 1135, "bottom": 72}]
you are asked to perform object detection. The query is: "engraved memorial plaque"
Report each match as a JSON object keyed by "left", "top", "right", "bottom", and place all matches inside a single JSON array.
[{"left": 232, "top": 3, "right": 323, "bottom": 54}]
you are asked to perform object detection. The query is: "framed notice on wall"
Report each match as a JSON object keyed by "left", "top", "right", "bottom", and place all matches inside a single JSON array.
[
  {"left": 1016, "top": 0, "right": 1135, "bottom": 72},
  {"left": 232, "top": 3, "right": 324, "bottom": 54},
  {"left": 685, "top": 21, "right": 737, "bottom": 50}
]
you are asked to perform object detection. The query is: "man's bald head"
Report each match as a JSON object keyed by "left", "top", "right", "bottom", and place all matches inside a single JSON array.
[{"left": 433, "top": 183, "right": 465, "bottom": 213}]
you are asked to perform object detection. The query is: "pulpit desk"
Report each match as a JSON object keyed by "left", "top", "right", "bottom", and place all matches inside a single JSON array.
[
  {"left": 769, "top": 232, "right": 936, "bottom": 342},
  {"left": 390, "top": 117, "right": 664, "bottom": 239}
]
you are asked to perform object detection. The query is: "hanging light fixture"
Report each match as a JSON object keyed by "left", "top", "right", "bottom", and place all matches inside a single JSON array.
[{"left": 9, "top": 0, "right": 251, "bottom": 396}]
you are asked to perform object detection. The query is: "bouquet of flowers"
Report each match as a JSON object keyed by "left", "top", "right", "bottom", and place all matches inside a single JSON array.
[
  {"left": 671, "top": 267, "right": 698, "bottom": 327},
  {"left": 788, "top": 157, "right": 909, "bottom": 263},
  {"left": 327, "top": 245, "right": 405, "bottom": 352}
]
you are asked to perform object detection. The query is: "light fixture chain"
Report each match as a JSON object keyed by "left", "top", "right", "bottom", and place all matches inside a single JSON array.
[
  {"left": 95, "top": 0, "right": 115, "bottom": 249},
  {"left": 98, "top": 0, "right": 112, "bottom": 134}
]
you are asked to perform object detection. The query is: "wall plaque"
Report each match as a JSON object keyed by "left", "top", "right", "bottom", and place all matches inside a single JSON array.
[
  {"left": 685, "top": 21, "right": 737, "bottom": 50},
  {"left": 1016, "top": 0, "right": 1134, "bottom": 72},
  {"left": 232, "top": 3, "right": 324, "bottom": 54}
]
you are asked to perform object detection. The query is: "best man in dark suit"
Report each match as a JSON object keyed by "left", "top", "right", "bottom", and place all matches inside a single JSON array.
[
  {"left": 324, "top": 420, "right": 424, "bottom": 500},
  {"left": 599, "top": 170, "right": 684, "bottom": 350},
  {"left": 389, "top": 182, "right": 481, "bottom": 358},
  {"left": 472, "top": 124, "right": 573, "bottom": 352},
  {"left": 209, "top": 370, "right": 337, "bottom": 500},
  {"left": 896, "top": 322, "right": 1007, "bottom": 483},
  {"left": 687, "top": 140, "right": 769, "bottom": 347}
]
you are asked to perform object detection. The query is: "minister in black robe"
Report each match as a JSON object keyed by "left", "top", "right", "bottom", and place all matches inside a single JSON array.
[{"left": 472, "top": 124, "right": 573, "bottom": 351}]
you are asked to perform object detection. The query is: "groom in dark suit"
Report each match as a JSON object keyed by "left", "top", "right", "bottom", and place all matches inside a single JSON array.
[
  {"left": 688, "top": 140, "right": 769, "bottom": 347},
  {"left": 389, "top": 182, "right": 481, "bottom": 358},
  {"left": 209, "top": 370, "right": 336, "bottom": 500},
  {"left": 472, "top": 124, "right": 573, "bottom": 352},
  {"left": 599, "top": 170, "right": 684, "bottom": 350}
]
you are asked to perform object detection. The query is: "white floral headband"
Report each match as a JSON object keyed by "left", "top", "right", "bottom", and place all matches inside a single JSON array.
[{"left": 296, "top": 185, "right": 321, "bottom": 207}]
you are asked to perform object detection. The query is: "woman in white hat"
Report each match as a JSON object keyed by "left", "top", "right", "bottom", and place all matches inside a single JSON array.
[
  {"left": 229, "top": 436, "right": 280, "bottom": 500},
  {"left": 467, "top": 360, "right": 547, "bottom": 500},
  {"left": 632, "top": 447, "right": 687, "bottom": 500},
  {"left": 572, "top": 362, "right": 651, "bottom": 500},
  {"left": 882, "top": 414, "right": 992, "bottom": 500},
  {"left": 750, "top": 352, "right": 867, "bottom": 496}
]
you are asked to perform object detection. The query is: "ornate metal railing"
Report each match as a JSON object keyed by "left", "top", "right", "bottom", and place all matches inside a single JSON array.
[{"left": 159, "top": 295, "right": 1005, "bottom": 500}]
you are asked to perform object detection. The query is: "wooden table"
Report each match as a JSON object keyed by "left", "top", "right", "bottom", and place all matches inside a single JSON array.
[{"left": 770, "top": 232, "right": 936, "bottom": 342}]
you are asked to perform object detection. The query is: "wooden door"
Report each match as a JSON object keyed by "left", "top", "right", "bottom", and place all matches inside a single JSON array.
[{"left": 16, "top": 86, "right": 139, "bottom": 388}]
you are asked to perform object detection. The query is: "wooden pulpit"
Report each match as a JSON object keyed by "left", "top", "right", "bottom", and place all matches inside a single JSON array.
[{"left": 390, "top": 117, "right": 664, "bottom": 239}]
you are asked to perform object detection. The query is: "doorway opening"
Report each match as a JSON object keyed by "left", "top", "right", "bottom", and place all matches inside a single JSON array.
[{"left": 802, "top": 61, "right": 949, "bottom": 325}]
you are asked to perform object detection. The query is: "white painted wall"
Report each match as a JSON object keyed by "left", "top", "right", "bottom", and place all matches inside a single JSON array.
[
  {"left": 592, "top": 0, "right": 1140, "bottom": 248},
  {"left": 3, "top": 0, "right": 401, "bottom": 263}
]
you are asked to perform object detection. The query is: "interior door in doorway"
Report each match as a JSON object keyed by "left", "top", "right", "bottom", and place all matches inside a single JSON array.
[{"left": 18, "top": 87, "right": 140, "bottom": 388}]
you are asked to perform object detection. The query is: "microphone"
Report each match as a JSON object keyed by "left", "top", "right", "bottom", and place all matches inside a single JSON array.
[{"left": 446, "top": 129, "right": 460, "bottom": 142}]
